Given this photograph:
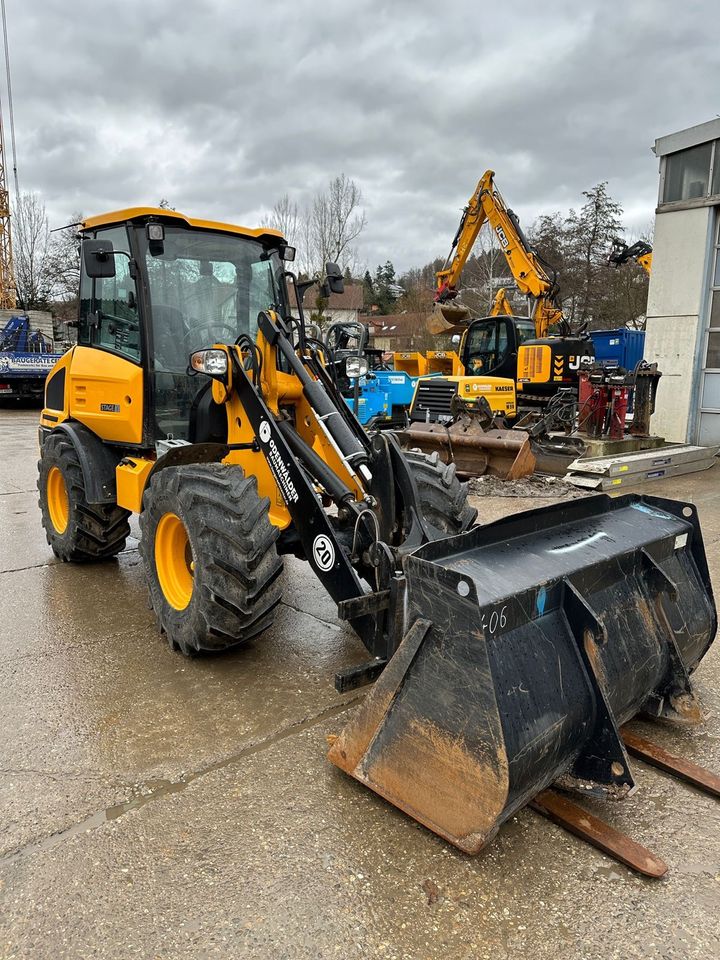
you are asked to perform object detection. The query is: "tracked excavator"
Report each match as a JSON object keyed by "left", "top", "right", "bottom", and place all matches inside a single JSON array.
[
  {"left": 37, "top": 206, "right": 716, "bottom": 867},
  {"left": 419, "top": 170, "right": 594, "bottom": 422}
]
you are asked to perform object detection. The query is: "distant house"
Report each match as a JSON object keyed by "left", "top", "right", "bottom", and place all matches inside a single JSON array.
[
  {"left": 294, "top": 280, "right": 364, "bottom": 326},
  {"left": 366, "top": 312, "right": 444, "bottom": 351}
]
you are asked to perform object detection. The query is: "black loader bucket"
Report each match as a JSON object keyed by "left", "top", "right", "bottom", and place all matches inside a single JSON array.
[{"left": 329, "top": 494, "right": 716, "bottom": 854}]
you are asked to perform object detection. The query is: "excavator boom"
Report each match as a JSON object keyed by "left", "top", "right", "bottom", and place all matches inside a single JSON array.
[{"left": 432, "top": 170, "right": 564, "bottom": 337}]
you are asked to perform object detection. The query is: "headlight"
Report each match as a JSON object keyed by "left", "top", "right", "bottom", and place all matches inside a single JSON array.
[
  {"left": 190, "top": 349, "right": 228, "bottom": 376},
  {"left": 346, "top": 356, "right": 369, "bottom": 379}
]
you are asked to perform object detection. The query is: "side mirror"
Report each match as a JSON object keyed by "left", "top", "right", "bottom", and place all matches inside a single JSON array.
[
  {"left": 83, "top": 239, "right": 116, "bottom": 279},
  {"left": 325, "top": 261, "right": 344, "bottom": 295},
  {"left": 279, "top": 243, "right": 296, "bottom": 262},
  {"left": 451, "top": 333, "right": 461, "bottom": 346},
  {"left": 345, "top": 356, "right": 368, "bottom": 379}
]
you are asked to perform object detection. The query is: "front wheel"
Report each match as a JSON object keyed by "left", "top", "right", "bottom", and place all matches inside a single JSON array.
[
  {"left": 38, "top": 432, "right": 130, "bottom": 561},
  {"left": 403, "top": 449, "right": 477, "bottom": 535},
  {"left": 139, "top": 463, "right": 284, "bottom": 655}
]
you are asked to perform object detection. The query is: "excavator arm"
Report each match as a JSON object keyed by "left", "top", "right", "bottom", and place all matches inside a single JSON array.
[
  {"left": 433, "top": 170, "right": 565, "bottom": 338},
  {"left": 489, "top": 287, "right": 513, "bottom": 317},
  {"left": 608, "top": 238, "right": 652, "bottom": 275}
]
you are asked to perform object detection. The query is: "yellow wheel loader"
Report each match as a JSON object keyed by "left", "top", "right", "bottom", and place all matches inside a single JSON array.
[{"left": 37, "top": 208, "right": 717, "bottom": 861}]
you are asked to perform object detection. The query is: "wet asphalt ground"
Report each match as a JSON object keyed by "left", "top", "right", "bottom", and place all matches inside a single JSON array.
[{"left": 1, "top": 405, "right": 719, "bottom": 959}]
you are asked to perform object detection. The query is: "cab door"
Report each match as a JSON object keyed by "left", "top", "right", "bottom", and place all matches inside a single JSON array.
[
  {"left": 462, "top": 317, "right": 522, "bottom": 381},
  {"left": 69, "top": 226, "right": 145, "bottom": 444}
]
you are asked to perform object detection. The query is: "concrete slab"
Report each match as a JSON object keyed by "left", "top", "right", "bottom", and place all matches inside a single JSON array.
[{"left": 2, "top": 712, "right": 719, "bottom": 960}]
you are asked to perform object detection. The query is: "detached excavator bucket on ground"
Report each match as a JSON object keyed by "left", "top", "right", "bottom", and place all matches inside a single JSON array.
[
  {"left": 400, "top": 419, "right": 536, "bottom": 480},
  {"left": 329, "top": 493, "right": 716, "bottom": 854},
  {"left": 398, "top": 394, "right": 537, "bottom": 480}
]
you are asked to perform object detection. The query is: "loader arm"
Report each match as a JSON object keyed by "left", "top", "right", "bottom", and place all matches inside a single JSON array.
[
  {"left": 215, "top": 310, "right": 439, "bottom": 677},
  {"left": 434, "top": 170, "right": 565, "bottom": 338}
]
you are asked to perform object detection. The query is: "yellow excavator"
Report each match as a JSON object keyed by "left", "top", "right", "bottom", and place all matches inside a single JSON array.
[
  {"left": 36, "top": 205, "right": 716, "bottom": 868},
  {"left": 608, "top": 238, "right": 653, "bottom": 274},
  {"left": 418, "top": 170, "right": 594, "bottom": 422},
  {"left": 390, "top": 289, "right": 513, "bottom": 383}
]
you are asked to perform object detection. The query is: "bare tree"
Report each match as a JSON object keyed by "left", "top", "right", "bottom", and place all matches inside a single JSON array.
[
  {"left": 268, "top": 175, "right": 366, "bottom": 279},
  {"left": 309, "top": 174, "right": 366, "bottom": 274},
  {"left": 13, "top": 192, "right": 54, "bottom": 309},
  {"left": 268, "top": 194, "right": 300, "bottom": 247},
  {"left": 463, "top": 227, "right": 509, "bottom": 315},
  {"left": 46, "top": 214, "right": 82, "bottom": 307}
]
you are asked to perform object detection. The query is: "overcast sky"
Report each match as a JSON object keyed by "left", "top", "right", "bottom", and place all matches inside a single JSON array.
[{"left": 6, "top": 0, "right": 720, "bottom": 272}]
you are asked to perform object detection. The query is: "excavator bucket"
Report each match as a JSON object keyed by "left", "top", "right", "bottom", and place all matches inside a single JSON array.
[
  {"left": 400, "top": 419, "right": 536, "bottom": 480},
  {"left": 427, "top": 301, "right": 471, "bottom": 335},
  {"left": 329, "top": 494, "right": 716, "bottom": 854}
]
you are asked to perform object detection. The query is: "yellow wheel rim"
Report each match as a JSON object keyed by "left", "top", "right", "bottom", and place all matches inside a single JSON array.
[
  {"left": 47, "top": 466, "right": 69, "bottom": 534},
  {"left": 155, "top": 512, "right": 194, "bottom": 610}
]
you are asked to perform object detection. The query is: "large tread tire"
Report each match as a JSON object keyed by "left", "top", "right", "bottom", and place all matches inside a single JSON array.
[
  {"left": 139, "top": 463, "right": 284, "bottom": 655},
  {"left": 38, "top": 432, "right": 131, "bottom": 561},
  {"left": 403, "top": 449, "right": 477, "bottom": 535}
]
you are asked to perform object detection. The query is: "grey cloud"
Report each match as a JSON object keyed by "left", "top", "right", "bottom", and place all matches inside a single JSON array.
[{"left": 8, "top": 0, "right": 720, "bottom": 271}]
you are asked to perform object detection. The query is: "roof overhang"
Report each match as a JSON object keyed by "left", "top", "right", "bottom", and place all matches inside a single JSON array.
[{"left": 653, "top": 118, "right": 720, "bottom": 157}]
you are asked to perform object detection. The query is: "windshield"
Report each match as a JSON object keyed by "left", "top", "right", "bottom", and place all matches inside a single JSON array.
[
  {"left": 143, "top": 225, "right": 285, "bottom": 372},
  {"left": 515, "top": 320, "right": 537, "bottom": 344},
  {"left": 465, "top": 317, "right": 537, "bottom": 375},
  {"left": 140, "top": 224, "right": 286, "bottom": 443}
]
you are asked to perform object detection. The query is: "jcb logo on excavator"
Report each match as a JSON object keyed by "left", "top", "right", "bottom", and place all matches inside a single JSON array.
[
  {"left": 568, "top": 355, "right": 594, "bottom": 371},
  {"left": 495, "top": 225, "right": 509, "bottom": 249}
]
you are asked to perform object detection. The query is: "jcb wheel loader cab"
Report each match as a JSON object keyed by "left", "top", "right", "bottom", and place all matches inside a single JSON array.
[
  {"left": 38, "top": 432, "right": 130, "bottom": 561},
  {"left": 140, "top": 464, "right": 283, "bottom": 654}
]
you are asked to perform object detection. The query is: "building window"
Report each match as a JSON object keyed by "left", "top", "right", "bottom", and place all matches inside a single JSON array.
[
  {"left": 663, "top": 141, "right": 713, "bottom": 203},
  {"left": 707, "top": 222, "right": 720, "bottom": 371},
  {"left": 707, "top": 331, "right": 720, "bottom": 369}
]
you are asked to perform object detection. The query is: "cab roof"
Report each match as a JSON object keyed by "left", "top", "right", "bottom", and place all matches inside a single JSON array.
[{"left": 81, "top": 207, "right": 284, "bottom": 243}]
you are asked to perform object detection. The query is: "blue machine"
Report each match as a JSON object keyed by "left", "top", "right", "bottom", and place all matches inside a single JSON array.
[
  {"left": 0, "top": 315, "right": 63, "bottom": 400},
  {"left": 589, "top": 328, "right": 645, "bottom": 370},
  {"left": 345, "top": 369, "right": 442, "bottom": 426}
]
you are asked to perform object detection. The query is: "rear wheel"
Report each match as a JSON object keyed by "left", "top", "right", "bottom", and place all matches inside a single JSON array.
[
  {"left": 403, "top": 449, "right": 477, "bottom": 535},
  {"left": 139, "top": 463, "right": 284, "bottom": 655},
  {"left": 38, "top": 432, "right": 131, "bottom": 561}
]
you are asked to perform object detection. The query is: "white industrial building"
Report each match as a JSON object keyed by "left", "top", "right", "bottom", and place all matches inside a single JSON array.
[{"left": 645, "top": 118, "right": 720, "bottom": 445}]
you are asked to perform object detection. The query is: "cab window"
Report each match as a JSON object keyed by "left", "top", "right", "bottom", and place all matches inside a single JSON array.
[
  {"left": 79, "top": 226, "right": 141, "bottom": 363},
  {"left": 515, "top": 320, "right": 537, "bottom": 345},
  {"left": 465, "top": 319, "right": 499, "bottom": 374}
]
